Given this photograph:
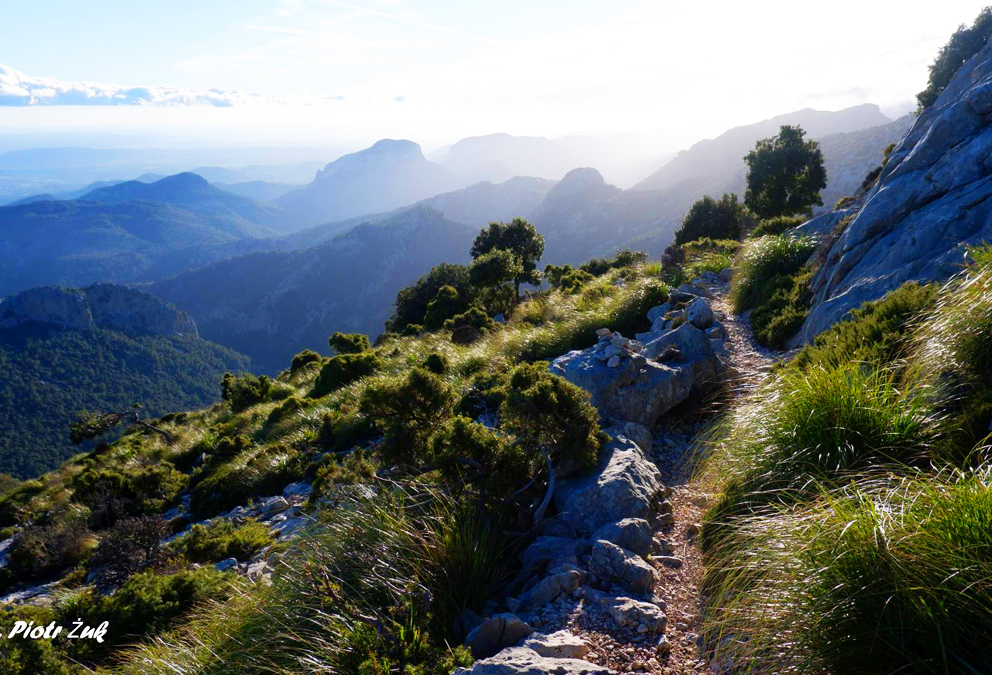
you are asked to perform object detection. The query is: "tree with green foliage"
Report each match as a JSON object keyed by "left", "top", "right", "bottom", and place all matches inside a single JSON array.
[
  {"left": 917, "top": 7, "right": 992, "bottom": 110},
  {"left": 424, "top": 285, "right": 469, "bottom": 331},
  {"left": 675, "top": 194, "right": 747, "bottom": 245},
  {"left": 386, "top": 263, "right": 472, "bottom": 333},
  {"left": 311, "top": 351, "right": 381, "bottom": 398},
  {"left": 328, "top": 332, "right": 370, "bottom": 354},
  {"left": 470, "top": 249, "right": 523, "bottom": 314},
  {"left": 743, "top": 125, "right": 826, "bottom": 219},
  {"left": 221, "top": 372, "right": 274, "bottom": 412},
  {"left": 470, "top": 218, "right": 544, "bottom": 301},
  {"left": 289, "top": 349, "right": 322, "bottom": 373},
  {"left": 444, "top": 307, "right": 496, "bottom": 344}
]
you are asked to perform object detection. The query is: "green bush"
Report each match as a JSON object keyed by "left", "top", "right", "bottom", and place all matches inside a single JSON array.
[
  {"left": 311, "top": 351, "right": 381, "bottom": 398},
  {"left": 88, "top": 515, "right": 172, "bottom": 589},
  {"left": 0, "top": 605, "right": 72, "bottom": 674},
  {"left": 424, "top": 285, "right": 470, "bottom": 331},
  {"left": 428, "top": 416, "right": 527, "bottom": 495},
  {"left": 387, "top": 263, "right": 473, "bottom": 333},
  {"left": 189, "top": 443, "right": 309, "bottom": 518},
  {"left": 289, "top": 349, "right": 322, "bottom": 373},
  {"left": 318, "top": 410, "right": 374, "bottom": 455},
  {"left": 328, "top": 331, "right": 370, "bottom": 354},
  {"left": 220, "top": 373, "right": 273, "bottom": 412},
  {"left": 311, "top": 447, "right": 377, "bottom": 499},
  {"left": 424, "top": 352, "right": 449, "bottom": 374},
  {"left": 444, "top": 306, "right": 496, "bottom": 344},
  {"left": 579, "top": 248, "right": 649, "bottom": 276},
  {"left": 58, "top": 567, "right": 231, "bottom": 664},
  {"left": 917, "top": 7, "right": 992, "bottom": 110},
  {"left": 749, "top": 269, "right": 812, "bottom": 349},
  {"left": 360, "top": 368, "right": 457, "bottom": 467},
  {"left": 170, "top": 519, "right": 272, "bottom": 563},
  {"left": 751, "top": 215, "right": 806, "bottom": 237},
  {"left": 74, "top": 464, "right": 188, "bottom": 527},
  {"left": 675, "top": 193, "right": 747, "bottom": 245},
  {"left": 267, "top": 395, "right": 308, "bottom": 426},
  {"left": 5, "top": 507, "right": 94, "bottom": 583}
]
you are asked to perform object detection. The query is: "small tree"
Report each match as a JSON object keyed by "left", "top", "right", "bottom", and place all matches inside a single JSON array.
[
  {"left": 743, "top": 125, "right": 827, "bottom": 219},
  {"left": 424, "top": 285, "right": 468, "bottom": 331},
  {"left": 470, "top": 249, "right": 523, "bottom": 315},
  {"left": 328, "top": 332, "right": 370, "bottom": 354},
  {"left": 89, "top": 515, "right": 171, "bottom": 589},
  {"left": 220, "top": 373, "right": 273, "bottom": 412},
  {"left": 675, "top": 194, "right": 746, "bottom": 245},
  {"left": 917, "top": 7, "right": 992, "bottom": 110},
  {"left": 386, "top": 263, "right": 472, "bottom": 333},
  {"left": 471, "top": 218, "right": 545, "bottom": 301},
  {"left": 311, "top": 351, "right": 381, "bottom": 398}
]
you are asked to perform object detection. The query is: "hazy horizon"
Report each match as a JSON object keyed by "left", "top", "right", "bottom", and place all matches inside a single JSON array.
[{"left": 0, "top": 0, "right": 980, "bottom": 157}]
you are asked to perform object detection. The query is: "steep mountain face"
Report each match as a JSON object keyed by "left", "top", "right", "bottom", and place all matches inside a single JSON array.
[
  {"left": 632, "top": 104, "right": 892, "bottom": 192},
  {"left": 276, "top": 140, "right": 456, "bottom": 226},
  {"left": 81, "top": 172, "right": 297, "bottom": 233},
  {"left": 798, "top": 37, "right": 992, "bottom": 342},
  {"left": 148, "top": 206, "right": 476, "bottom": 373},
  {"left": 0, "top": 197, "right": 278, "bottom": 296},
  {"left": 0, "top": 285, "right": 248, "bottom": 477}
]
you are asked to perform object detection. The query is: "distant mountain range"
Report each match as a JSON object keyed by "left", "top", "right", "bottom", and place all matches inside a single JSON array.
[
  {"left": 148, "top": 205, "right": 476, "bottom": 374},
  {"left": 0, "top": 284, "right": 249, "bottom": 477}
]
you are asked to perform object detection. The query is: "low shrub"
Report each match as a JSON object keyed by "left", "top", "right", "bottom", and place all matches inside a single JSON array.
[
  {"left": 328, "top": 331, "right": 370, "bottom": 354},
  {"left": 5, "top": 506, "right": 95, "bottom": 583},
  {"left": 730, "top": 234, "right": 817, "bottom": 314},
  {"left": 169, "top": 519, "right": 272, "bottom": 563},
  {"left": 674, "top": 193, "right": 747, "bottom": 245},
  {"left": 88, "top": 515, "right": 172, "bottom": 589},
  {"left": 310, "top": 351, "right": 381, "bottom": 398},
  {"left": 189, "top": 443, "right": 309, "bottom": 518},
  {"left": 220, "top": 373, "right": 273, "bottom": 412},
  {"left": 750, "top": 215, "right": 806, "bottom": 237},
  {"left": 289, "top": 349, "right": 322, "bottom": 374},
  {"left": 424, "top": 351, "right": 449, "bottom": 374},
  {"left": 267, "top": 395, "right": 308, "bottom": 426},
  {"left": 0, "top": 605, "right": 72, "bottom": 674}
]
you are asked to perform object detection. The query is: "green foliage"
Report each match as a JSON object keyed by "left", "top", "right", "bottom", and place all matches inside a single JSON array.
[
  {"left": 311, "top": 447, "right": 377, "bottom": 499},
  {"left": 386, "top": 263, "right": 472, "bottom": 333},
  {"left": 89, "top": 515, "right": 172, "bottom": 589},
  {"left": 360, "top": 368, "right": 457, "bottom": 467},
  {"left": 793, "top": 282, "right": 937, "bottom": 371},
  {"left": 750, "top": 214, "right": 806, "bottom": 238},
  {"left": 578, "top": 249, "right": 649, "bottom": 276},
  {"left": 267, "top": 395, "right": 308, "bottom": 426},
  {"left": 470, "top": 249, "right": 523, "bottom": 300},
  {"left": 311, "top": 351, "right": 382, "bottom": 398},
  {"left": 5, "top": 506, "right": 94, "bottom": 583},
  {"left": 424, "top": 351, "right": 449, "bottom": 374},
  {"left": 58, "top": 567, "right": 231, "bottom": 665},
  {"left": 74, "top": 463, "right": 188, "bottom": 527},
  {"left": 444, "top": 306, "right": 497, "bottom": 343},
  {"left": 501, "top": 362, "right": 602, "bottom": 473},
  {"left": 917, "top": 7, "right": 992, "bottom": 110},
  {"left": 546, "top": 264, "right": 595, "bottom": 294},
  {"left": 423, "top": 285, "right": 469, "bottom": 331},
  {"left": 0, "top": 326, "right": 248, "bottom": 479},
  {"left": 744, "top": 125, "right": 827, "bottom": 219},
  {"left": 221, "top": 372, "right": 273, "bottom": 412},
  {"left": 190, "top": 443, "right": 309, "bottom": 518},
  {"left": 289, "top": 349, "right": 322, "bottom": 373},
  {"left": 428, "top": 416, "right": 527, "bottom": 495},
  {"left": 730, "top": 234, "right": 817, "bottom": 317},
  {"left": 749, "top": 269, "right": 812, "bottom": 349},
  {"left": 328, "top": 331, "right": 370, "bottom": 355},
  {"left": 471, "top": 218, "right": 545, "bottom": 298},
  {"left": 0, "top": 605, "right": 72, "bottom": 675},
  {"left": 170, "top": 519, "right": 272, "bottom": 563},
  {"left": 675, "top": 193, "right": 747, "bottom": 245}
]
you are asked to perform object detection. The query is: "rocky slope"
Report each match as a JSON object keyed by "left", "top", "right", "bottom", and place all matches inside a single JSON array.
[{"left": 798, "top": 36, "right": 992, "bottom": 342}]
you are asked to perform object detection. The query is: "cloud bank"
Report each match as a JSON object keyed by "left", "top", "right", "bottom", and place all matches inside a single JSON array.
[{"left": 0, "top": 64, "right": 293, "bottom": 107}]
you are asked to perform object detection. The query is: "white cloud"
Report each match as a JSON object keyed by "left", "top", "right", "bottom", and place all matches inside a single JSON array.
[{"left": 0, "top": 63, "right": 310, "bottom": 107}]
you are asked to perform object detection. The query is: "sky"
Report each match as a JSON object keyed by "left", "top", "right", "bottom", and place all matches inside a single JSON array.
[{"left": 0, "top": 0, "right": 986, "bottom": 153}]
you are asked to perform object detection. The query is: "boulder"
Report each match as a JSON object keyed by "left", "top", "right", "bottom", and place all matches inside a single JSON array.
[
  {"left": 464, "top": 614, "right": 535, "bottom": 660},
  {"left": 554, "top": 435, "right": 665, "bottom": 535},
  {"left": 550, "top": 348, "right": 693, "bottom": 429},
  {"left": 678, "top": 282, "right": 713, "bottom": 300},
  {"left": 513, "top": 565, "right": 585, "bottom": 611},
  {"left": 262, "top": 496, "right": 290, "bottom": 517},
  {"left": 579, "top": 586, "right": 667, "bottom": 633},
  {"left": 453, "top": 646, "right": 615, "bottom": 674},
  {"left": 719, "top": 267, "right": 733, "bottom": 282},
  {"left": 282, "top": 482, "right": 311, "bottom": 498},
  {"left": 588, "top": 540, "right": 657, "bottom": 595},
  {"left": 520, "top": 631, "right": 590, "bottom": 659},
  {"left": 591, "top": 518, "right": 653, "bottom": 557},
  {"left": 641, "top": 322, "right": 722, "bottom": 394},
  {"left": 521, "top": 537, "right": 591, "bottom": 571},
  {"left": 604, "top": 422, "right": 652, "bottom": 456},
  {"left": 685, "top": 297, "right": 714, "bottom": 329},
  {"left": 711, "top": 338, "right": 729, "bottom": 357},
  {"left": 271, "top": 516, "right": 306, "bottom": 538},
  {"left": 215, "top": 558, "right": 238, "bottom": 572},
  {"left": 646, "top": 303, "right": 670, "bottom": 323},
  {"left": 705, "top": 323, "right": 727, "bottom": 339}
]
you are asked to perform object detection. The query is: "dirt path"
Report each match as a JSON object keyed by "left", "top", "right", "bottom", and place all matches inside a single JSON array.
[
  {"left": 520, "top": 281, "right": 780, "bottom": 674},
  {"left": 646, "top": 280, "right": 780, "bottom": 674}
]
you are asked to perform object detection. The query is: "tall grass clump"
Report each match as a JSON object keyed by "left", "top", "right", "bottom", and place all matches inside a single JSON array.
[
  {"left": 119, "top": 487, "right": 508, "bottom": 673},
  {"left": 703, "top": 472, "right": 992, "bottom": 674},
  {"left": 702, "top": 361, "right": 944, "bottom": 551},
  {"left": 730, "top": 234, "right": 816, "bottom": 314}
]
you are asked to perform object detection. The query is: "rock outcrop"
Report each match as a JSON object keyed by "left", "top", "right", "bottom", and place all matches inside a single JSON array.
[
  {"left": 798, "top": 35, "right": 992, "bottom": 343},
  {"left": 0, "top": 283, "right": 198, "bottom": 336}
]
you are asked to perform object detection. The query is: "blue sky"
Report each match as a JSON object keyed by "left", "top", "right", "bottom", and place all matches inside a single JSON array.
[{"left": 0, "top": 1, "right": 985, "bottom": 151}]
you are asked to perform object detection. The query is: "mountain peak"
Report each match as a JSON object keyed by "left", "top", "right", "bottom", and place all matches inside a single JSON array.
[{"left": 154, "top": 172, "right": 211, "bottom": 189}]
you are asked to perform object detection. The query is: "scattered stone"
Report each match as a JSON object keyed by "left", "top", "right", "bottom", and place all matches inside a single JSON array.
[
  {"left": 705, "top": 323, "right": 727, "bottom": 340},
  {"left": 711, "top": 338, "right": 729, "bottom": 357},
  {"left": 215, "top": 558, "right": 238, "bottom": 572},
  {"left": 520, "top": 630, "right": 590, "bottom": 659},
  {"left": 657, "top": 512, "right": 675, "bottom": 526},
  {"left": 686, "top": 297, "right": 714, "bottom": 329},
  {"left": 719, "top": 267, "right": 733, "bottom": 282},
  {"left": 262, "top": 496, "right": 290, "bottom": 517},
  {"left": 581, "top": 587, "right": 667, "bottom": 633},
  {"left": 282, "top": 482, "right": 311, "bottom": 498},
  {"left": 596, "top": 328, "right": 612, "bottom": 338},
  {"left": 464, "top": 613, "right": 534, "bottom": 660},
  {"left": 592, "top": 518, "right": 653, "bottom": 557},
  {"left": 453, "top": 646, "right": 614, "bottom": 674},
  {"left": 654, "top": 556, "right": 683, "bottom": 568},
  {"left": 589, "top": 540, "right": 657, "bottom": 595},
  {"left": 647, "top": 304, "right": 671, "bottom": 323},
  {"left": 515, "top": 566, "right": 584, "bottom": 611},
  {"left": 685, "top": 523, "right": 700, "bottom": 538}
]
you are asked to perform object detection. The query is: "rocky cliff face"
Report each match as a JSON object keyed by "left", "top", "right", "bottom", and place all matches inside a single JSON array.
[
  {"left": 798, "top": 36, "right": 992, "bottom": 342},
  {"left": 0, "top": 284, "right": 197, "bottom": 336}
]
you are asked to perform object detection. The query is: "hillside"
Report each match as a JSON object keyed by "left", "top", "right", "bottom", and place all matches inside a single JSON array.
[
  {"left": 0, "top": 284, "right": 249, "bottom": 477},
  {"left": 275, "top": 139, "right": 457, "bottom": 226},
  {"left": 148, "top": 205, "right": 476, "bottom": 373}
]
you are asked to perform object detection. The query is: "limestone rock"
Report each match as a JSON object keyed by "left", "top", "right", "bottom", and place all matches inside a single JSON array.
[
  {"left": 591, "top": 518, "right": 653, "bottom": 557},
  {"left": 521, "top": 537, "right": 591, "bottom": 571},
  {"left": 646, "top": 303, "right": 671, "bottom": 323},
  {"left": 262, "top": 496, "right": 290, "bottom": 517},
  {"left": 554, "top": 435, "right": 665, "bottom": 535},
  {"left": 719, "top": 267, "right": 733, "bottom": 282},
  {"left": 589, "top": 540, "right": 657, "bottom": 595},
  {"left": 514, "top": 566, "right": 584, "bottom": 611},
  {"left": 580, "top": 586, "right": 667, "bottom": 633},
  {"left": 641, "top": 322, "right": 722, "bottom": 394},
  {"left": 215, "top": 558, "right": 238, "bottom": 572},
  {"left": 686, "top": 297, "right": 714, "bottom": 329},
  {"left": 453, "top": 646, "right": 615, "bottom": 674},
  {"left": 520, "top": 630, "right": 590, "bottom": 659},
  {"left": 799, "top": 35, "right": 992, "bottom": 344},
  {"left": 464, "top": 613, "right": 534, "bottom": 660}
]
